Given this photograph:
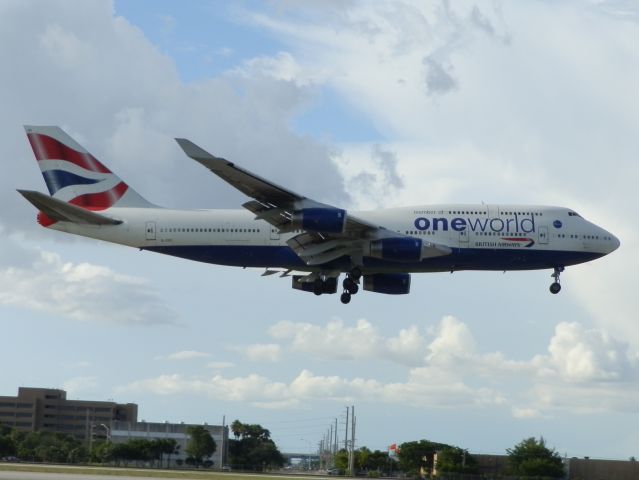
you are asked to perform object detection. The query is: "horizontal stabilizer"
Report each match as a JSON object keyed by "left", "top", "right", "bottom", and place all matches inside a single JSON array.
[{"left": 17, "top": 190, "right": 122, "bottom": 225}]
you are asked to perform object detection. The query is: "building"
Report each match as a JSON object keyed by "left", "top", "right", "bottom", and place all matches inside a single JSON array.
[
  {"left": 0, "top": 387, "right": 137, "bottom": 440},
  {"left": 111, "top": 420, "right": 228, "bottom": 467},
  {"left": 473, "top": 453, "right": 639, "bottom": 480},
  {"left": 0, "top": 386, "right": 228, "bottom": 467}
]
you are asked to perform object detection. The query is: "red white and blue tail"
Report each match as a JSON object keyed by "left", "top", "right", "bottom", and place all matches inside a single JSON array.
[{"left": 24, "top": 125, "right": 152, "bottom": 210}]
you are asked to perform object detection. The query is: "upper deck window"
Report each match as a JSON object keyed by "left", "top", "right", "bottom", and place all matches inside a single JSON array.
[{"left": 568, "top": 211, "right": 581, "bottom": 217}]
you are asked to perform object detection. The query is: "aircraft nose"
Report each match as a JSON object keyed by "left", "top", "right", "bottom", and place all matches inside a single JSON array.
[
  {"left": 606, "top": 231, "right": 620, "bottom": 253},
  {"left": 611, "top": 233, "right": 621, "bottom": 251}
]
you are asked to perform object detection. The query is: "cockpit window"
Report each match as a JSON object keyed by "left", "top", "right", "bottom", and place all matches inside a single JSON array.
[{"left": 568, "top": 211, "right": 581, "bottom": 217}]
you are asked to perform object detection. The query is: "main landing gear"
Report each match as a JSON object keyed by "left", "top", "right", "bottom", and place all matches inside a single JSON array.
[
  {"left": 340, "top": 267, "right": 362, "bottom": 304},
  {"left": 549, "top": 266, "right": 564, "bottom": 294}
]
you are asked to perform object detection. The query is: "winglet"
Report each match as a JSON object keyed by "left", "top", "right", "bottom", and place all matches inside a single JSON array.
[{"left": 175, "top": 138, "right": 231, "bottom": 169}]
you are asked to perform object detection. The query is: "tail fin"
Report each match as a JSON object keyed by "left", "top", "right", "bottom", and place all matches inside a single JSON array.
[{"left": 24, "top": 125, "right": 153, "bottom": 210}]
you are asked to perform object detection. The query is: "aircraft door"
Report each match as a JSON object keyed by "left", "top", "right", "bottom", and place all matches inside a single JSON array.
[
  {"left": 270, "top": 226, "right": 280, "bottom": 241},
  {"left": 145, "top": 221, "right": 156, "bottom": 241},
  {"left": 459, "top": 229, "right": 469, "bottom": 247},
  {"left": 539, "top": 226, "right": 549, "bottom": 245},
  {"left": 487, "top": 204, "right": 499, "bottom": 218}
]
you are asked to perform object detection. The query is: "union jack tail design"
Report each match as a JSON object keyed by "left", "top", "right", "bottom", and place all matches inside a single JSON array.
[{"left": 24, "top": 125, "right": 152, "bottom": 211}]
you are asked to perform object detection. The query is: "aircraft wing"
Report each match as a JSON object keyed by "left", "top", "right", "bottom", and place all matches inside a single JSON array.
[
  {"left": 176, "top": 139, "right": 450, "bottom": 265},
  {"left": 175, "top": 138, "right": 377, "bottom": 233}
]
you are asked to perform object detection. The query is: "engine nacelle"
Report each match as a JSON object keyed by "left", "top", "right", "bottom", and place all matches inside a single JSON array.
[
  {"left": 291, "top": 275, "right": 338, "bottom": 294},
  {"left": 369, "top": 237, "right": 423, "bottom": 262},
  {"left": 291, "top": 208, "right": 346, "bottom": 233},
  {"left": 363, "top": 273, "right": 411, "bottom": 295}
]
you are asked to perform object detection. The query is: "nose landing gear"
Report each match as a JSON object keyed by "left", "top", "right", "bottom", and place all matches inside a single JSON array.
[{"left": 549, "top": 266, "right": 564, "bottom": 294}]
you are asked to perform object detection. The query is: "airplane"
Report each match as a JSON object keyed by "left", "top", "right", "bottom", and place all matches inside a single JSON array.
[{"left": 19, "top": 125, "right": 620, "bottom": 304}]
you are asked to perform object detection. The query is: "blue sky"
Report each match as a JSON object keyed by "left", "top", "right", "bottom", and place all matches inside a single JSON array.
[{"left": 2, "top": 0, "right": 639, "bottom": 458}]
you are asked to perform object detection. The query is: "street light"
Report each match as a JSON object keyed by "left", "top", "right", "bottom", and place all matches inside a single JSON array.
[
  {"left": 89, "top": 423, "right": 112, "bottom": 458},
  {"left": 301, "top": 438, "right": 314, "bottom": 471}
]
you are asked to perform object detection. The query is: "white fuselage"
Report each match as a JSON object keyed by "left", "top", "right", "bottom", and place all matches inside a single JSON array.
[{"left": 47, "top": 203, "right": 619, "bottom": 274}]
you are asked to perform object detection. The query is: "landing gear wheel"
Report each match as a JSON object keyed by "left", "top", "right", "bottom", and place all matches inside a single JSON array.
[
  {"left": 343, "top": 277, "right": 359, "bottom": 295},
  {"left": 350, "top": 267, "right": 362, "bottom": 281},
  {"left": 340, "top": 292, "right": 351, "bottom": 304},
  {"left": 313, "top": 278, "right": 323, "bottom": 296},
  {"left": 549, "top": 266, "right": 564, "bottom": 295}
]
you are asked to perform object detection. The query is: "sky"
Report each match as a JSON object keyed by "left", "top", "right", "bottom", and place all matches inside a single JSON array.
[{"left": 1, "top": 0, "right": 639, "bottom": 459}]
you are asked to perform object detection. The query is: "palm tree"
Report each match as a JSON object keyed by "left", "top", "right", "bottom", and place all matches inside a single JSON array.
[{"left": 231, "top": 420, "right": 244, "bottom": 439}]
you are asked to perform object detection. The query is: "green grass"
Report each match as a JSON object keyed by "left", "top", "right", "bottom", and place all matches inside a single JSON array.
[{"left": 0, "top": 464, "right": 294, "bottom": 479}]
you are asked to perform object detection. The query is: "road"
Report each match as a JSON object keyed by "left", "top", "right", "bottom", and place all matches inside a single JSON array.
[
  {"left": 0, "top": 473, "right": 151, "bottom": 480},
  {"left": 0, "top": 466, "right": 328, "bottom": 480}
]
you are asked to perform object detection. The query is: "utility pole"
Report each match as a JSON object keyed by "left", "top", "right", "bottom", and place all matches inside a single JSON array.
[
  {"left": 348, "top": 405, "right": 356, "bottom": 476},
  {"left": 221, "top": 415, "right": 226, "bottom": 467},
  {"left": 334, "top": 417, "right": 338, "bottom": 454},
  {"left": 329, "top": 423, "right": 333, "bottom": 468},
  {"left": 345, "top": 406, "right": 349, "bottom": 450}
]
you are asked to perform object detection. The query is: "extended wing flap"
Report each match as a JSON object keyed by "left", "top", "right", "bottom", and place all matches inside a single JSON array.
[
  {"left": 18, "top": 190, "right": 122, "bottom": 226},
  {"left": 242, "top": 200, "right": 291, "bottom": 229},
  {"left": 287, "top": 232, "right": 360, "bottom": 265}
]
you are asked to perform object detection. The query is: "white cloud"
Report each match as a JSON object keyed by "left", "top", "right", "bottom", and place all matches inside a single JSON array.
[
  {"left": 207, "top": 361, "right": 235, "bottom": 370},
  {"left": 533, "top": 322, "right": 638, "bottom": 383},
  {"left": 426, "top": 315, "right": 476, "bottom": 364},
  {"left": 269, "top": 318, "right": 386, "bottom": 361},
  {"left": 39, "top": 23, "right": 93, "bottom": 67},
  {"left": 271, "top": 317, "right": 429, "bottom": 364},
  {"left": 202, "top": 316, "right": 639, "bottom": 415},
  {"left": 166, "top": 350, "right": 212, "bottom": 361},
  {"left": 63, "top": 376, "right": 99, "bottom": 397},
  {"left": 511, "top": 407, "right": 542, "bottom": 419},
  {"left": 238, "top": 51, "right": 315, "bottom": 86},
  {"left": 242, "top": 343, "right": 282, "bottom": 363},
  {"left": 0, "top": 249, "right": 177, "bottom": 326},
  {"left": 116, "top": 314, "right": 639, "bottom": 414},
  {"left": 116, "top": 366, "right": 501, "bottom": 410},
  {"left": 267, "top": 316, "right": 519, "bottom": 371}
]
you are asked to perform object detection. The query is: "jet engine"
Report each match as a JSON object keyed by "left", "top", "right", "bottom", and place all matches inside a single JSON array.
[
  {"left": 291, "top": 208, "right": 346, "bottom": 233},
  {"left": 369, "top": 237, "right": 423, "bottom": 262}
]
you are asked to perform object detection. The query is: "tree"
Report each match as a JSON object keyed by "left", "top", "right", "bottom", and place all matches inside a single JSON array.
[
  {"left": 435, "top": 447, "right": 478, "bottom": 475},
  {"left": 360, "top": 449, "right": 392, "bottom": 474},
  {"left": 231, "top": 420, "right": 244, "bottom": 439},
  {"left": 228, "top": 420, "right": 283, "bottom": 471},
  {"left": 0, "top": 434, "right": 16, "bottom": 457},
  {"left": 185, "top": 426, "right": 216, "bottom": 466},
  {"left": 91, "top": 441, "right": 115, "bottom": 464},
  {"left": 155, "top": 438, "right": 179, "bottom": 468},
  {"left": 507, "top": 437, "right": 564, "bottom": 478},
  {"left": 334, "top": 448, "right": 349, "bottom": 472},
  {"left": 397, "top": 440, "right": 452, "bottom": 477}
]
